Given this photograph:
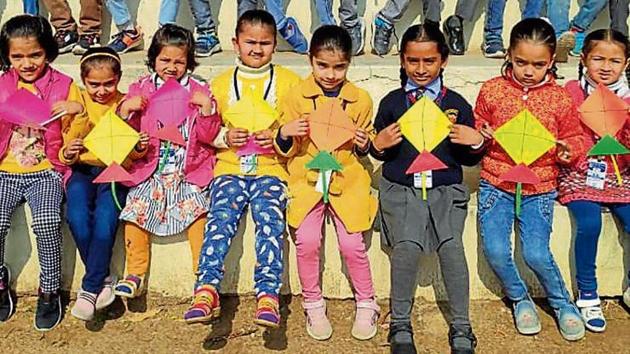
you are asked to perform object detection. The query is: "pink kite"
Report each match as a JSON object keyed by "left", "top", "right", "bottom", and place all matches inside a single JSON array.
[
  {"left": 237, "top": 135, "right": 274, "bottom": 156},
  {"left": 146, "top": 79, "right": 194, "bottom": 145},
  {"left": 0, "top": 89, "right": 52, "bottom": 129}
]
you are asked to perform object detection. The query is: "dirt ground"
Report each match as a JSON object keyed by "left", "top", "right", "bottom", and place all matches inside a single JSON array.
[{"left": 0, "top": 293, "right": 629, "bottom": 354}]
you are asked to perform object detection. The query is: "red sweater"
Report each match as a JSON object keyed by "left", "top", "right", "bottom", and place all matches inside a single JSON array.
[
  {"left": 558, "top": 80, "right": 630, "bottom": 204},
  {"left": 474, "top": 75, "right": 585, "bottom": 195}
]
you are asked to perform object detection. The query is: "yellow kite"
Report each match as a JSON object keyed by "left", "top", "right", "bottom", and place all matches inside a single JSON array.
[{"left": 222, "top": 87, "right": 279, "bottom": 132}]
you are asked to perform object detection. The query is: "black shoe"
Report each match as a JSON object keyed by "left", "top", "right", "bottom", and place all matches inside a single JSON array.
[
  {"left": 388, "top": 322, "right": 417, "bottom": 354},
  {"left": 35, "top": 290, "right": 62, "bottom": 331},
  {"left": 54, "top": 30, "right": 79, "bottom": 54},
  {"left": 0, "top": 264, "right": 14, "bottom": 322},
  {"left": 73, "top": 33, "right": 101, "bottom": 55},
  {"left": 449, "top": 324, "right": 477, "bottom": 354},
  {"left": 443, "top": 15, "right": 465, "bottom": 55}
]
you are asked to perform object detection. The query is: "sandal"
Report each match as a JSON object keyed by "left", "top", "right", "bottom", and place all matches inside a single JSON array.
[
  {"left": 113, "top": 274, "right": 144, "bottom": 298},
  {"left": 184, "top": 285, "right": 221, "bottom": 324},
  {"left": 254, "top": 295, "right": 280, "bottom": 328}
]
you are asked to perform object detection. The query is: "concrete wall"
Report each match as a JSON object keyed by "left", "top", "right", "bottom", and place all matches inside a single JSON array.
[{"left": 0, "top": 0, "right": 615, "bottom": 54}]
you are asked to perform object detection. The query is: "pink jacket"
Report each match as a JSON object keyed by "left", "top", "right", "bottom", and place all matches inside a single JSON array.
[
  {"left": 0, "top": 67, "right": 72, "bottom": 180},
  {"left": 123, "top": 75, "right": 221, "bottom": 188}
]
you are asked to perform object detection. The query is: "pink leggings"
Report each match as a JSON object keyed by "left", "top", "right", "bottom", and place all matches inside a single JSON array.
[{"left": 294, "top": 201, "right": 375, "bottom": 302}]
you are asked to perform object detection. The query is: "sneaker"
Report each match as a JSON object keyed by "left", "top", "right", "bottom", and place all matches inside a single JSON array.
[
  {"left": 345, "top": 18, "right": 366, "bottom": 56},
  {"left": 388, "top": 321, "right": 417, "bottom": 354},
  {"left": 278, "top": 17, "right": 308, "bottom": 54},
  {"left": 512, "top": 297, "right": 541, "bottom": 335},
  {"left": 556, "top": 31, "right": 576, "bottom": 63},
  {"left": 72, "top": 33, "right": 101, "bottom": 55},
  {"left": 0, "top": 264, "right": 14, "bottom": 322},
  {"left": 570, "top": 31, "right": 586, "bottom": 57},
  {"left": 54, "top": 30, "right": 79, "bottom": 54},
  {"left": 482, "top": 42, "right": 506, "bottom": 59},
  {"left": 351, "top": 299, "right": 379, "bottom": 340},
  {"left": 195, "top": 31, "right": 222, "bottom": 57},
  {"left": 71, "top": 289, "right": 97, "bottom": 321},
  {"left": 184, "top": 285, "right": 221, "bottom": 324},
  {"left": 556, "top": 305, "right": 585, "bottom": 341},
  {"left": 624, "top": 287, "right": 630, "bottom": 308},
  {"left": 303, "top": 299, "right": 333, "bottom": 340},
  {"left": 34, "top": 291, "right": 62, "bottom": 331},
  {"left": 371, "top": 16, "right": 395, "bottom": 56},
  {"left": 108, "top": 27, "right": 144, "bottom": 54},
  {"left": 576, "top": 292, "right": 605, "bottom": 332},
  {"left": 449, "top": 324, "right": 477, "bottom": 354},
  {"left": 443, "top": 15, "right": 466, "bottom": 55},
  {"left": 95, "top": 276, "right": 116, "bottom": 310},
  {"left": 114, "top": 274, "right": 144, "bottom": 298},
  {"left": 254, "top": 294, "right": 280, "bottom": 328}
]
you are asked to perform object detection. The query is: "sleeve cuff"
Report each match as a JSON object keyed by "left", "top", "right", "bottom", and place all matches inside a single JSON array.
[
  {"left": 471, "top": 136, "right": 485, "bottom": 150},
  {"left": 212, "top": 127, "right": 229, "bottom": 149},
  {"left": 59, "top": 146, "right": 78, "bottom": 165}
]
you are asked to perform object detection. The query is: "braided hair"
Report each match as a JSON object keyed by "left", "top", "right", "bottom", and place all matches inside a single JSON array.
[
  {"left": 501, "top": 18, "right": 559, "bottom": 80},
  {"left": 398, "top": 22, "right": 449, "bottom": 87}
]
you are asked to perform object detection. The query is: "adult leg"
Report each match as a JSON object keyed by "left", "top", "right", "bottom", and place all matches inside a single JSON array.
[
  {"left": 237, "top": 0, "right": 258, "bottom": 17},
  {"left": 105, "top": 0, "right": 134, "bottom": 30},
  {"left": 338, "top": 0, "right": 360, "bottom": 28},
  {"left": 23, "top": 0, "right": 39, "bottom": 15},
  {"left": 609, "top": 0, "right": 630, "bottom": 35},
  {"left": 41, "top": 0, "right": 78, "bottom": 32},
  {"left": 78, "top": 0, "right": 103, "bottom": 35},
  {"left": 547, "top": 0, "right": 571, "bottom": 37},
  {"left": 454, "top": 0, "right": 480, "bottom": 21},
  {"left": 484, "top": 0, "right": 507, "bottom": 46},
  {"left": 315, "top": 0, "right": 337, "bottom": 26},
  {"left": 294, "top": 202, "right": 326, "bottom": 302},
  {"left": 423, "top": 0, "right": 442, "bottom": 23},
  {"left": 571, "top": 0, "right": 608, "bottom": 31},
  {"left": 522, "top": 0, "right": 544, "bottom": 19},
  {"left": 189, "top": 0, "right": 216, "bottom": 33},
  {"left": 159, "top": 0, "right": 179, "bottom": 26},
  {"left": 378, "top": 0, "right": 412, "bottom": 24}
]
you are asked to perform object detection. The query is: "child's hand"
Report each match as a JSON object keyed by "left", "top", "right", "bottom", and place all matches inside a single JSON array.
[
  {"left": 354, "top": 128, "right": 370, "bottom": 150},
  {"left": 120, "top": 96, "right": 147, "bottom": 118},
  {"left": 280, "top": 118, "right": 309, "bottom": 139},
  {"left": 373, "top": 123, "right": 403, "bottom": 151},
  {"left": 63, "top": 138, "right": 83, "bottom": 160},
  {"left": 556, "top": 139, "right": 572, "bottom": 163},
  {"left": 190, "top": 91, "right": 215, "bottom": 116},
  {"left": 135, "top": 132, "right": 150, "bottom": 151},
  {"left": 480, "top": 123, "right": 494, "bottom": 140},
  {"left": 227, "top": 128, "right": 249, "bottom": 147},
  {"left": 254, "top": 129, "right": 274, "bottom": 149},
  {"left": 449, "top": 124, "right": 484, "bottom": 146},
  {"left": 52, "top": 101, "right": 83, "bottom": 116}
]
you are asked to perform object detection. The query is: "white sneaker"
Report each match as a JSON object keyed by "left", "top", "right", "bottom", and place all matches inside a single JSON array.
[{"left": 579, "top": 305, "right": 606, "bottom": 333}]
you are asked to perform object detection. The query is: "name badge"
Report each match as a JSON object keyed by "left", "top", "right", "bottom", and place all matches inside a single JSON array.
[
  {"left": 240, "top": 154, "right": 257, "bottom": 175},
  {"left": 585, "top": 158, "right": 607, "bottom": 190},
  {"left": 413, "top": 171, "right": 433, "bottom": 189}
]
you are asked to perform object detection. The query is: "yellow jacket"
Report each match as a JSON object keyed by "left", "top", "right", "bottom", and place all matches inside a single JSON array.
[
  {"left": 279, "top": 75, "right": 377, "bottom": 233},
  {"left": 211, "top": 64, "right": 301, "bottom": 180}
]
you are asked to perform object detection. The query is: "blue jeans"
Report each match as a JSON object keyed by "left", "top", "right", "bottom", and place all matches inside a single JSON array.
[
  {"left": 159, "top": 0, "right": 216, "bottom": 32},
  {"left": 237, "top": 0, "right": 288, "bottom": 28},
  {"left": 484, "top": 0, "right": 545, "bottom": 45},
  {"left": 478, "top": 180, "right": 573, "bottom": 310},
  {"left": 23, "top": 0, "right": 39, "bottom": 15},
  {"left": 567, "top": 200, "right": 630, "bottom": 294},
  {"left": 547, "top": 0, "right": 608, "bottom": 36},
  {"left": 314, "top": 0, "right": 359, "bottom": 28},
  {"left": 66, "top": 165, "right": 128, "bottom": 294},
  {"left": 105, "top": 0, "right": 132, "bottom": 28}
]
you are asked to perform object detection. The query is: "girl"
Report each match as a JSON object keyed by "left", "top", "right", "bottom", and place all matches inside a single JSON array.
[
  {"left": 184, "top": 10, "right": 301, "bottom": 328},
  {"left": 371, "top": 23, "right": 483, "bottom": 354},
  {"left": 558, "top": 29, "right": 630, "bottom": 332},
  {"left": 60, "top": 47, "right": 149, "bottom": 321},
  {"left": 474, "top": 18, "right": 586, "bottom": 341},
  {"left": 278, "top": 25, "right": 379, "bottom": 341},
  {"left": 0, "top": 15, "right": 82, "bottom": 331},
  {"left": 113, "top": 24, "right": 221, "bottom": 299}
]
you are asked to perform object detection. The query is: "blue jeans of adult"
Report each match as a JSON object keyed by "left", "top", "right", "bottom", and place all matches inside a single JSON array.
[
  {"left": 478, "top": 180, "right": 573, "bottom": 310},
  {"left": 484, "top": 0, "right": 544, "bottom": 45},
  {"left": 104, "top": 0, "right": 133, "bottom": 29},
  {"left": 159, "top": 0, "right": 215, "bottom": 32},
  {"left": 314, "top": 0, "right": 360, "bottom": 28},
  {"left": 567, "top": 200, "right": 630, "bottom": 294},
  {"left": 23, "top": 0, "right": 39, "bottom": 15},
  {"left": 237, "top": 0, "right": 288, "bottom": 28},
  {"left": 66, "top": 165, "right": 128, "bottom": 294},
  {"left": 547, "top": 0, "right": 607, "bottom": 36}
]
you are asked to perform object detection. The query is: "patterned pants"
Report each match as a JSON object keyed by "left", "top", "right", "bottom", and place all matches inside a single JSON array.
[
  {"left": 196, "top": 175, "right": 287, "bottom": 297},
  {"left": 0, "top": 170, "right": 64, "bottom": 292}
]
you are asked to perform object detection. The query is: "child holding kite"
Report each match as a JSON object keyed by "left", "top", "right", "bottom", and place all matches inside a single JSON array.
[
  {"left": 371, "top": 23, "right": 483, "bottom": 354},
  {"left": 558, "top": 29, "right": 630, "bottom": 332},
  {"left": 113, "top": 24, "right": 221, "bottom": 299},
  {"left": 184, "top": 10, "right": 301, "bottom": 328},
  {"left": 0, "top": 15, "right": 82, "bottom": 331},
  {"left": 474, "top": 18, "right": 585, "bottom": 341},
  {"left": 276, "top": 25, "right": 379, "bottom": 341},
  {"left": 60, "top": 47, "right": 150, "bottom": 321}
]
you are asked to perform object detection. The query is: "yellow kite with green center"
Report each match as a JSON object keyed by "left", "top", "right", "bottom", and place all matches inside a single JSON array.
[
  {"left": 398, "top": 95, "right": 451, "bottom": 199},
  {"left": 493, "top": 109, "right": 556, "bottom": 214}
]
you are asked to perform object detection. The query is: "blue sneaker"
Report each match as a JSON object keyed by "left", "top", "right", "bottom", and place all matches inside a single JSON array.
[
  {"left": 196, "top": 31, "right": 221, "bottom": 57},
  {"left": 512, "top": 297, "right": 541, "bottom": 335},
  {"left": 570, "top": 31, "right": 586, "bottom": 56},
  {"left": 107, "top": 27, "right": 144, "bottom": 54},
  {"left": 576, "top": 291, "right": 606, "bottom": 332},
  {"left": 371, "top": 16, "right": 395, "bottom": 56},
  {"left": 482, "top": 41, "right": 506, "bottom": 59},
  {"left": 556, "top": 305, "right": 586, "bottom": 341},
  {"left": 278, "top": 17, "right": 308, "bottom": 54}
]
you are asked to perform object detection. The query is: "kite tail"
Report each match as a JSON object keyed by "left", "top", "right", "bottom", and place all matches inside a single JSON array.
[
  {"left": 515, "top": 183, "right": 522, "bottom": 216},
  {"left": 421, "top": 172, "right": 427, "bottom": 200},
  {"left": 611, "top": 155, "right": 623, "bottom": 185},
  {"left": 111, "top": 182, "right": 123, "bottom": 211},
  {"left": 158, "top": 141, "right": 171, "bottom": 174},
  {"left": 322, "top": 171, "right": 329, "bottom": 204}
]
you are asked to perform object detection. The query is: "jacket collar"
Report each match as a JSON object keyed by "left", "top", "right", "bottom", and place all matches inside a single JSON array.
[
  {"left": 505, "top": 68, "right": 554, "bottom": 91},
  {"left": 301, "top": 75, "right": 359, "bottom": 103}
]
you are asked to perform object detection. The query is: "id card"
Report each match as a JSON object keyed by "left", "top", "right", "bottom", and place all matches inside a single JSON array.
[
  {"left": 585, "top": 158, "right": 607, "bottom": 190},
  {"left": 413, "top": 171, "right": 433, "bottom": 189},
  {"left": 240, "top": 154, "right": 257, "bottom": 175}
]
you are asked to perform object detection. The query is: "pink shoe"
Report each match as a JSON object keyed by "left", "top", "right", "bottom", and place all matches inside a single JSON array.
[
  {"left": 95, "top": 276, "right": 116, "bottom": 310},
  {"left": 303, "top": 299, "right": 333, "bottom": 340},
  {"left": 71, "top": 289, "right": 97, "bottom": 321},
  {"left": 351, "top": 299, "right": 380, "bottom": 340}
]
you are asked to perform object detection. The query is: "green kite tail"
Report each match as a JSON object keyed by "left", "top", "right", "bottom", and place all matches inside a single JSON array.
[
  {"left": 111, "top": 182, "right": 123, "bottom": 211},
  {"left": 515, "top": 183, "right": 522, "bottom": 216}
]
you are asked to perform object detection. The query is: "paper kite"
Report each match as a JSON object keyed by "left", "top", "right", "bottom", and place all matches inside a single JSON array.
[
  {"left": 398, "top": 96, "right": 451, "bottom": 199},
  {"left": 493, "top": 109, "right": 556, "bottom": 215},
  {"left": 579, "top": 84, "right": 630, "bottom": 185},
  {"left": 305, "top": 100, "right": 355, "bottom": 203},
  {"left": 223, "top": 87, "right": 279, "bottom": 156},
  {"left": 0, "top": 89, "right": 65, "bottom": 129},
  {"left": 146, "top": 79, "right": 193, "bottom": 146},
  {"left": 83, "top": 109, "right": 140, "bottom": 209}
]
